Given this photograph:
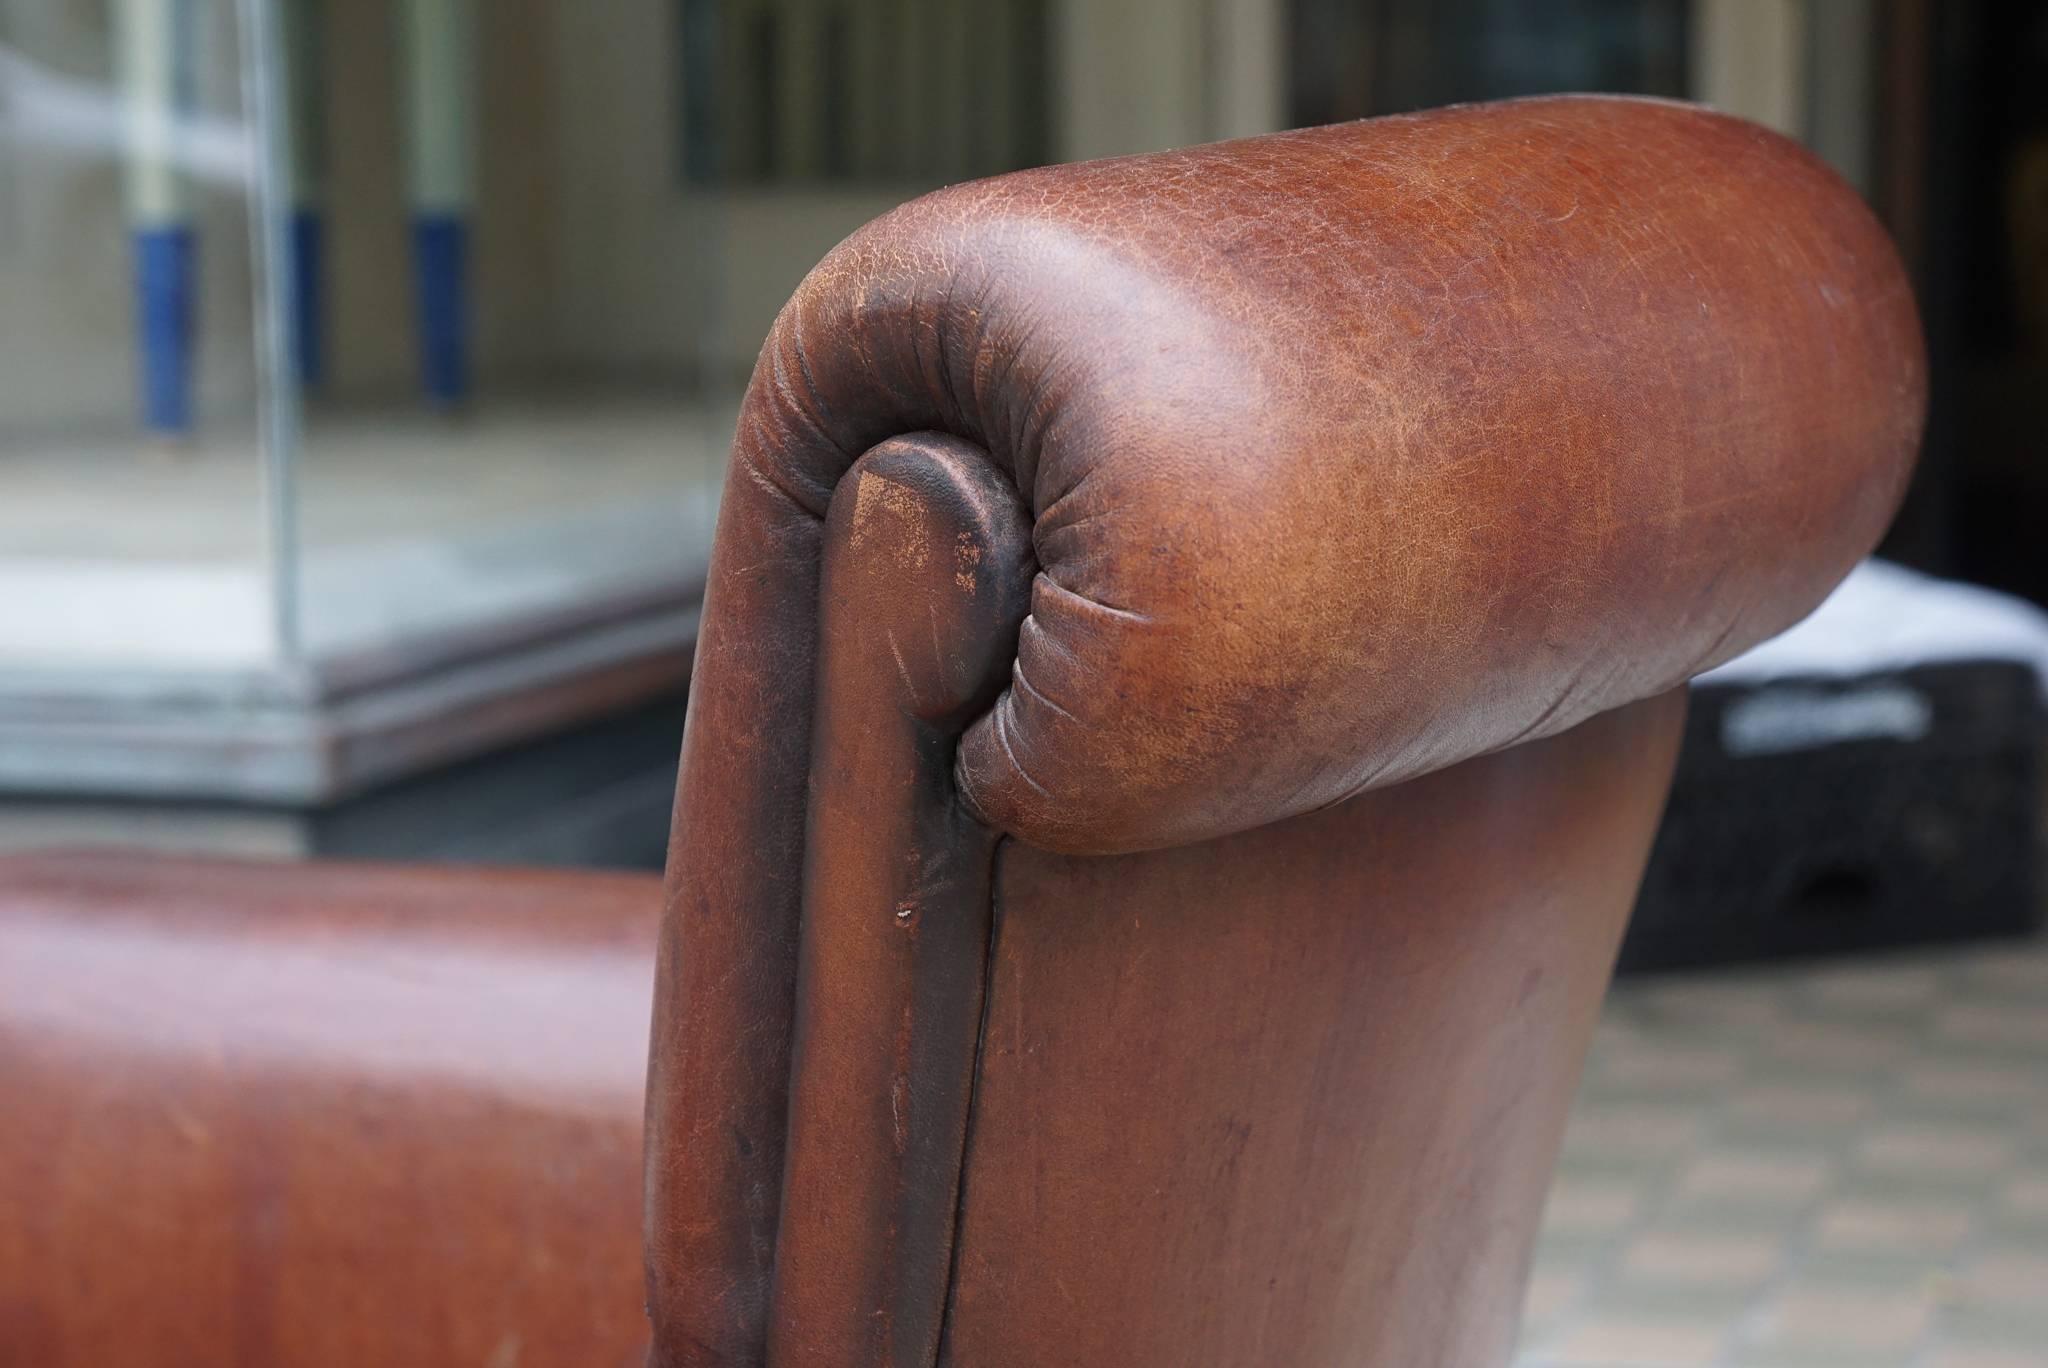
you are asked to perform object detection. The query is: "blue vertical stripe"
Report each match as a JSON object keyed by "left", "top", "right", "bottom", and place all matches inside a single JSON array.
[
  {"left": 411, "top": 213, "right": 468, "bottom": 406},
  {"left": 291, "top": 209, "right": 324, "bottom": 386},
  {"left": 132, "top": 224, "right": 196, "bottom": 435}
]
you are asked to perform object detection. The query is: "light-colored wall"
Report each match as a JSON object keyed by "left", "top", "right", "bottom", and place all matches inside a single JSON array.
[
  {"left": 1057, "top": 0, "right": 1208, "bottom": 161},
  {"left": 1689, "top": 0, "right": 1882, "bottom": 197},
  {"left": 1690, "top": 0, "right": 1808, "bottom": 139},
  {"left": 1207, "top": 0, "right": 1288, "bottom": 143}
]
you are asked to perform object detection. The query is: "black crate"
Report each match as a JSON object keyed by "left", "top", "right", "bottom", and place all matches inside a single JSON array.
[{"left": 1619, "top": 661, "right": 2046, "bottom": 975}]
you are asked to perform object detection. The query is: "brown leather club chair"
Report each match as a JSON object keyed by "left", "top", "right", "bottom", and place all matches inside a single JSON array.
[{"left": 1, "top": 96, "right": 1922, "bottom": 1367}]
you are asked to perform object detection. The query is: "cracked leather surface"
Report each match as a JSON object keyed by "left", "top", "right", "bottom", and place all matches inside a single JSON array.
[{"left": 646, "top": 95, "right": 1925, "bottom": 1365}]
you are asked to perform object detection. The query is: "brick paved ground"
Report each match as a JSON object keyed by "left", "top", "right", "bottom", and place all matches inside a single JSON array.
[{"left": 1519, "top": 935, "right": 2048, "bottom": 1367}]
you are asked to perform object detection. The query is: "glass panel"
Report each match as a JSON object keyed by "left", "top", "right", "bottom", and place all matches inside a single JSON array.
[
  {"left": 285, "top": 1, "right": 1061, "bottom": 674},
  {"left": 0, "top": 0, "right": 280, "bottom": 675},
  {"left": 286, "top": 1, "right": 723, "bottom": 671}
]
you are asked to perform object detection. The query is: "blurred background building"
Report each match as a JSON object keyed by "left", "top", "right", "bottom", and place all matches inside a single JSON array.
[{"left": 0, "top": 0, "right": 2042, "bottom": 869}]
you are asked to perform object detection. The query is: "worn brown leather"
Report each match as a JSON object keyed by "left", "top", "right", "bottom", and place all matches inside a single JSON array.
[
  {"left": 943, "top": 690, "right": 1684, "bottom": 1366},
  {"left": 649, "top": 95, "right": 1922, "bottom": 1366},
  {"left": 0, "top": 854, "right": 658, "bottom": 1367},
  {"left": 0, "top": 96, "right": 1921, "bottom": 1368}
]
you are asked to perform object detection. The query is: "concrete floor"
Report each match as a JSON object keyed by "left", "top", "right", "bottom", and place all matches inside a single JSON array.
[{"left": 1521, "top": 936, "right": 2048, "bottom": 1367}]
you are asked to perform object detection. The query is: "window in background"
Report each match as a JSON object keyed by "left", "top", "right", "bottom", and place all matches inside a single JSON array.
[
  {"left": 676, "top": 0, "right": 1056, "bottom": 187},
  {"left": 1290, "top": 0, "right": 1688, "bottom": 126}
]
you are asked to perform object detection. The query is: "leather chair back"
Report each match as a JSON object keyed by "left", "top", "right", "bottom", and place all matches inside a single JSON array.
[{"left": 646, "top": 96, "right": 1923, "bottom": 1365}]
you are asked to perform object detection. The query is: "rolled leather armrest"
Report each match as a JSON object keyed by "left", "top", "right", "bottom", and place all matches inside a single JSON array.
[
  {"left": 717, "top": 93, "right": 1923, "bottom": 856},
  {"left": 648, "top": 94, "right": 1924, "bottom": 1362}
]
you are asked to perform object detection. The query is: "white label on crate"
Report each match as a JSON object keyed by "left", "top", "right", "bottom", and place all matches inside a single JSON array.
[{"left": 1721, "top": 683, "right": 1935, "bottom": 756}]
